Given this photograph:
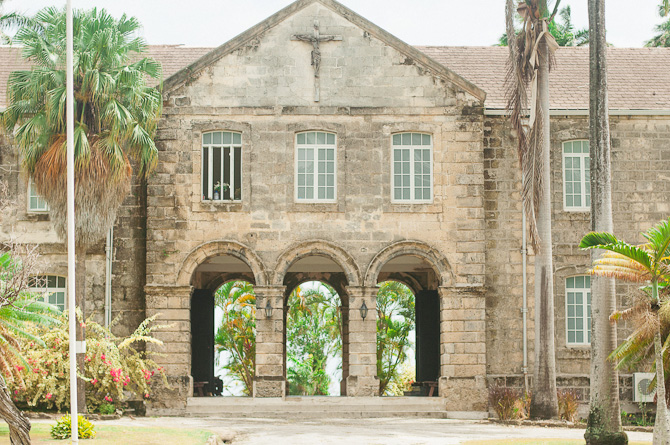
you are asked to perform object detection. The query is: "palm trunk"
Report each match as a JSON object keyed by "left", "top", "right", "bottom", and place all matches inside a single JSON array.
[
  {"left": 529, "top": 37, "right": 559, "bottom": 419},
  {"left": 75, "top": 243, "right": 87, "bottom": 413},
  {"left": 584, "top": 1, "right": 627, "bottom": 443},
  {"left": 653, "top": 280, "right": 670, "bottom": 445},
  {"left": 0, "top": 377, "right": 31, "bottom": 445}
]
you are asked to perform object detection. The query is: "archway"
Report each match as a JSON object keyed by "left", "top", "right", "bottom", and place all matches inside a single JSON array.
[
  {"left": 367, "top": 241, "right": 451, "bottom": 397},
  {"left": 186, "top": 242, "right": 266, "bottom": 397},
  {"left": 276, "top": 241, "right": 361, "bottom": 396}
]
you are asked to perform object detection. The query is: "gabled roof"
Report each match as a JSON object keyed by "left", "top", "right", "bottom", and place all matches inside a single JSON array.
[
  {"left": 161, "top": 0, "right": 486, "bottom": 102},
  {"left": 420, "top": 46, "right": 670, "bottom": 112}
]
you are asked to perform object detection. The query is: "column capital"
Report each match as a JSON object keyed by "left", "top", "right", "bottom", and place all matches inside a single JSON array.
[
  {"left": 345, "top": 286, "right": 378, "bottom": 299},
  {"left": 253, "top": 285, "right": 287, "bottom": 298}
]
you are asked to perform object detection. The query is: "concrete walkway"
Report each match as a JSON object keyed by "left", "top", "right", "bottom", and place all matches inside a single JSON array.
[{"left": 32, "top": 416, "right": 654, "bottom": 444}]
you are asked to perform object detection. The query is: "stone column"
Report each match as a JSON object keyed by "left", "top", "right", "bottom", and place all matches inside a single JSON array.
[
  {"left": 343, "top": 286, "right": 379, "bottom": 396},
  {"left": 438, "top": 285, "right": 487, "bottom": 413},
  {"left": 253, "top": 286, "right": 286, "bottom": 398},
  {"left": 144, "top": 284, "right": 193, "bottom": 415}
]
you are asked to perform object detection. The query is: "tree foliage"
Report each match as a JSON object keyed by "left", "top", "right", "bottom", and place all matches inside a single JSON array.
[
  {"left": 286, "top": 283, "right": 341, "bottom": 396},
  {"left": 499, "top": 6, "right": 588, "bottom": 47},
  {"left": 646, "top": 0, "right": 670, "bottom": 47},
  {"left": 213, "top": 281, "right": 256, "bottom": 396},
  {"left": 2, "top": 7, "right": 161, "bottom": 245},
  {"left": 376, "top": 281, "right": 415, "bottom": 396}
]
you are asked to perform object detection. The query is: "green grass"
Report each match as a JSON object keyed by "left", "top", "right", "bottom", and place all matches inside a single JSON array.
[
  {"left": 464, "top": 441, "right": 651, "bottom": 445},
  {"left": 0, "top": 422, "right": 215, "bottom": 444}
]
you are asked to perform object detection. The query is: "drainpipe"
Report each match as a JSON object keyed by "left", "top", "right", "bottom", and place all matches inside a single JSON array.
[
  {"left": 104, "top": 228, "right": 113, "bottom": 327},
  {"left": 522, "top": 203, "right": 529, "bottom": 393}
]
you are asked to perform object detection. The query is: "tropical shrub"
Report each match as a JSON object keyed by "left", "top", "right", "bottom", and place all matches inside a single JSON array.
[
  {"left": 377, "top": 281, "right": 415, "bottom": 396},
  {"left": 557, "top": 388, "right": 579, "bottom": 422},
  {"left": 50, "top": 414, "right": 95, "bottom": 440},
  {"left": 286, "top": 283, "right": 341, "bottom": 396},
  {"left": 214, "top": 281, "right": 255, "bottom": 395},
  {"left": 8, "top": 312, "right": 167, "bottom": 412},
  {"left": 489, "top": 385, "right": 522, "bottom": 420}
]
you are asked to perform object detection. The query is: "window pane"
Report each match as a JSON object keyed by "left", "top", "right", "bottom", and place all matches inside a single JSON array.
[
  {"left": 317, "top": 132, "right": 326, "bottom": 145},
  {"left": 233, "top": 133, "right": 241, "bottom": 144},
  {"left": 564, "top": 142, "right": 572, "bottom": 154},
  {"left": 223, "top": 132, "right": 231, "bottom": 144},
  {"left": 223, "top": 147, "right": 231, "bottom": 200},
  {"left": 234, "top": 146, "right": 242, "bottom": 201},
  {"left": 327, "top": 133, "right": 335, "bottom": 145},
  {"left": 306, "top": 132, "right": 315, "bottom": 144},
  {"left": 212, "top": 147, "right": 222, "bottom": 200},
  {"left": 203, "top": 133, "right": 211, "bottom": 144},
  {"left": 412, "top": 133, "right": 421, "bottom": 145},
  {"left": 393, "top": 134, "right": 401, "bottom": 145},
  {"left": 402, "top": 133, "right": 411, "bottom": 145},
  {"left": 297, "top": 133, "right": 305, "bottom": 144},
  {"left": 422, "top": 134, "right": 431, "bottom": 145},
  {"left": 212, "top": 132, "right": 222, "bottom": 144}
]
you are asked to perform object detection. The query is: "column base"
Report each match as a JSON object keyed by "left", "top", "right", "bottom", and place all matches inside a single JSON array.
[
  {"left": 439, "top": 376, "right": 487, "bottom": 411},
  {"left": 344, "top": 375, "right": 380, "bottom": 397},
  {"left": 253, "top": 377, "right": 286, "bottom": 398}
]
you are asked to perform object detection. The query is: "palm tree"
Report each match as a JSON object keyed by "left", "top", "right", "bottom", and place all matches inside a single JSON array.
[
  {"left": 1, "top": 7, "right": 161, "bottom": 410},
  {"left": 584, "top": 1, "right": 627, "bottom": 443},
  {"left": 505, "top": 0, "right": 560, "bottom": 419},
  {"left": 499, "top": 6, "right": 588, "bottom": 47},
  {"left": 0, "top": 0, "right": 35, "bottom": 45},
  {"left": 214, "top": 281, "right": 256, "bottom": 395},
  {"left": 580, "top": 218, "right": 670, "bottom": 444},
  {"left": 376, "top": 281, "right": 415, "bottom": 396},
  {"left": 646, "top": 0, "right": 670, "bottom": 47},
  {"left": 0, "top": 251, "right": 61, "bottom": 445}
]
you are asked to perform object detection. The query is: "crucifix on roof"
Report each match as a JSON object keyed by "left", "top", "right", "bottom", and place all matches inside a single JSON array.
[{"left": 291, "top": 20, "right": 342, "bottom": 102}]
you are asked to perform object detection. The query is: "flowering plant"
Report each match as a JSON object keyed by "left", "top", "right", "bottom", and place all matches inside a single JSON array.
[{"left": 7, "top": 311, "right": 168, "bottom": 412}]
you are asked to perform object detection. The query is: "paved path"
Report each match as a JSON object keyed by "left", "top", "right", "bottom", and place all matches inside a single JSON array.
[{"left": 33, "top": 416, "right": 654, "bottom": 444}]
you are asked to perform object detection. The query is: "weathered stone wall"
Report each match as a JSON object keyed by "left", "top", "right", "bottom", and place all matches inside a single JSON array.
[
  {"left": 484, "top": 114, "right": 670, "bottom": 395},
  {"left": 0, "top": 131, "right": 146, "bottom": 336}
]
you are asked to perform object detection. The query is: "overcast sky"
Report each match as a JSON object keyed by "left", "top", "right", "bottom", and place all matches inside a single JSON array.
[{"left": 5, "top": 0, "right": 664, "bottom": 48}]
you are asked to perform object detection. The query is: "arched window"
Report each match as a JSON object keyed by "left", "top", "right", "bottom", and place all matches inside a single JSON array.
[
  {"left": 29, "top": 275, "right": 66, "bottom": 312},
  {"left": 562, "top": 140, "right": 590, "bottom": 211},
  {"left": 295, "top": 131, "right": 336, "bottom": 202},
  {"left": 392, "top": 133, "right": 432, "bottom": 202},
  {"left": 565, "top": 275, "right": 591, "bottom": 345},
  {"left": 202, "top": 131, "right": 242, "bottom": 201}
]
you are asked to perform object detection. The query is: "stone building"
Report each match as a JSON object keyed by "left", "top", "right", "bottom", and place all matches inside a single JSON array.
[{"left": 1, "top": 0, "right": 669, "bottom": 416}]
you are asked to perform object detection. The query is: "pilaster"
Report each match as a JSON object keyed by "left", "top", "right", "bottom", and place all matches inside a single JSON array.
[
  {"left": 253, "top": 285, "right": 286, "bottom": 398},
  {"left": 343, "top": 286, "right": 379, "bottom": 396}
]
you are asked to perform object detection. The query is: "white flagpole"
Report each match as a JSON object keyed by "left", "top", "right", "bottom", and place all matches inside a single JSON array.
[{"left": 66, "top": 0, "right": 79, "bottom": 442}]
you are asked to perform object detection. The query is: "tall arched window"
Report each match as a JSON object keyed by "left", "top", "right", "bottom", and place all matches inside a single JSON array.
[{"left": 202, "top": 131, "right": 242, "bottom": 201}]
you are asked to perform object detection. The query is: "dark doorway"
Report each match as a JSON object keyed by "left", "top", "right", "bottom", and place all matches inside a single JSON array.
[{"left": 191, "top": 289, "right": 215, "bottom": 396}]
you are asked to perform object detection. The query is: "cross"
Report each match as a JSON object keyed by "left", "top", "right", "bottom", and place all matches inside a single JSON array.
[{"left": 291, "top": 21, "right": 342, "bottom": 102}]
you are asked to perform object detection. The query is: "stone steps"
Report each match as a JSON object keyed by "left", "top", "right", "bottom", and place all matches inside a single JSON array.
[{"left": 185, "top": 396, "right": 455, "bottom": 419}]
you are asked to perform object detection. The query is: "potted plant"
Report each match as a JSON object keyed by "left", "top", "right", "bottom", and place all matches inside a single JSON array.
[{"left": 213, "top": 182, "right": 229, "bottom": 200}]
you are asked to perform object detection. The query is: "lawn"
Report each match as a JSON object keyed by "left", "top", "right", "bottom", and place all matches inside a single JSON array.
[
  {"left": 0, "top": 422, "right": 215, "bottom": 444},
  {"left": 464, "top": 441, "right": 651, "bottom": 445}
]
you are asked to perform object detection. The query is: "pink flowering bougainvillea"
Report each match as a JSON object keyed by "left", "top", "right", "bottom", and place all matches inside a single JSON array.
[{"left": 8, "top": 312, "right": 168, "bottom": 412}]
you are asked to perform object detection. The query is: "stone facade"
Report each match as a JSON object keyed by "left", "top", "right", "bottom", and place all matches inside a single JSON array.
[{"left": 0, "top": 0, "right": 668, "bottom": 417}]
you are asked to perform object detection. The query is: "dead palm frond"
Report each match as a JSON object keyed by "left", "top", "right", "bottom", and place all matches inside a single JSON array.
[{"left": 504, "top": 0, "right": 560, "bottom": 251}]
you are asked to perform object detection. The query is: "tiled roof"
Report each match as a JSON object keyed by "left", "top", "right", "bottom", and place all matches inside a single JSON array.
[
  {"left": 418, "top": 46, "right": 670, "bottom": 111},
  {"left": 0, "top": 45, "right": 210, "bottom": 109},
  {"left": 1, "top": 44, "right": 669, "bottom": 111}
]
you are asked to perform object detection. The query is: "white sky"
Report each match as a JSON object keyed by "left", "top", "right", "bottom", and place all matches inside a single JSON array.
[{"left": 5, "top": 0, "right": 664, "bottom": 48}]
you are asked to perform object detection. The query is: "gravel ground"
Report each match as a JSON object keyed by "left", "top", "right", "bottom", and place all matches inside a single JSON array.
[{"left": 31, "top": 416, "right": 653, "bottom": 445}]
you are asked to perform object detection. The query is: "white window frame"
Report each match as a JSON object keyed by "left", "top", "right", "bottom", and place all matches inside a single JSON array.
[
  {"left": 294, "top": 131, "right": 337, "bottom": 203},
  {"left": 391, "top": 132, "right": 433, "bottom": 203},
  {"left": 30, "top": 275, "right": 67, "bottom": 312},
  {"left": 562, "top": 140, "right": 590, "bottom": 212},
  {"left": 27, "top": 177, "right": 49, "bottom": 212},
  {"left": 565, "top": 275, "right": 591, "bottom": 346},
  {"left": 201, "top": 131, "right": 243, "bottom": 202}
]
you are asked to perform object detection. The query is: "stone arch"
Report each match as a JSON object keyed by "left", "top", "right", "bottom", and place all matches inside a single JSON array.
[
  {"left": 364, "top": 240, "right": 454, "bottom": 288},
  {"left": 272, "top": 240, "right": 362, "bottom": 287},
  {"left": 176, "top": 240, "right": 268, "bottom": 286}
]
